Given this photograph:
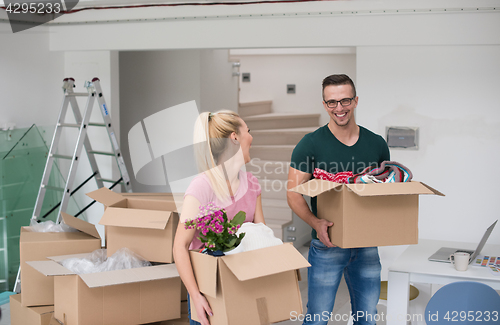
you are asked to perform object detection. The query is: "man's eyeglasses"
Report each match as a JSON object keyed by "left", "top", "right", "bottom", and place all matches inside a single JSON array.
[{"left": 323, "top": 97, "right": 355, "bottom": 108}]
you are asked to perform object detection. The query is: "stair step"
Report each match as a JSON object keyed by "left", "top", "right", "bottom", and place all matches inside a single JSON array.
[
  {"left": 239, "top": 100, "right": 272, "bottom": 118},
  {"left": 266, "top": 218, "right": 293, "bottom": 240},
  {"left": 260, "top": 178, "right": 287, "bottom": 200},
  {"left": 250, "top": 127, "right": 316, "bottom": 145},
  {"left": 262, "top": 198, "right": 292, "bottom": 221},
  {"left": 247, "top": 159, "right": 290, "bottom": 180},
  {"left": 262, "top": 198, "right": 289, "bottom": 208},
  {"left": 245, "top": 113, "right": 320, "bottom": 130},
  {"left": 250, "top": 145, "right": 294, "bottom": 162}
]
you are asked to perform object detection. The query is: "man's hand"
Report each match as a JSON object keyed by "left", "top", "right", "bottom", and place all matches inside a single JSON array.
[
  {"left": 193, "top": 293, "right": 213, "bottom": 325},
  {"left": 314, "top": 218, "right": 335, "bottom": 247}
]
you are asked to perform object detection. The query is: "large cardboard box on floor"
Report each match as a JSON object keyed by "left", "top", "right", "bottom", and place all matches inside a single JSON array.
[
  {"left": 20, "top": 212, "right": 101, "bottom": 307},
  {"left": 153, "top": 313, "right": 189, "bottom": 325},
  {"left": 10, "top": 294, "right": 54, "bottom": 325},
  {"left": 189, "top": 243, "right": 310, "bottom": 325},
  {"left": 290, "top": 180, "right": 444, "bottom": 248},
  {"left": 27, "top": 253, "right": 181, "bottom": 325},
  {"left": 86, "top": 187, "right": 179, "bottom": 263}
]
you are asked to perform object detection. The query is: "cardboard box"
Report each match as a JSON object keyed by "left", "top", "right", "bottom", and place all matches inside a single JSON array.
[
  {"left": 181, "top": 300, "right": 188, "bottom": 314},
  {"left": 181, "top": 281, "right": 188, "bottom": 301},
  {"left": 27, "top": 253, "right": 181, "bottom": 325},
  {"left": 20, "top": 212, "right": 102, "bottom": 307},
  {"left": 189, "top": 243, "right": 310, "bottom": 325},
  {"left": 153, "top": 313, "right": 189, "bottom": 325},
  {"left": 10, "top": 294, "right": 54, "bottom": 325},
  {"left": 87, "top": 188, "right": 179, "bottom": 263},
  {"left": 290, "top": 180, "right": 444, "bottom": 248}
]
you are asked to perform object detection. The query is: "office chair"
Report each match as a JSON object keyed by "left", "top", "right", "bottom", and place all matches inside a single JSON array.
[{"left": 425, "top": 281, "right": 500, "bottom": 324}]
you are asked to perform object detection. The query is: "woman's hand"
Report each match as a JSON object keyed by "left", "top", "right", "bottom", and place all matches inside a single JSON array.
[
  {"left": 192, "top": 293, "right": 213, "bottom": 325},
  {"left": 173, "top": 195, "right": 213, "bottom": 325}
]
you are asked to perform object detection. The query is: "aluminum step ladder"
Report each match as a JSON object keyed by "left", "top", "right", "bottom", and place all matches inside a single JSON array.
[{"left": 13, "top": 77, "right": 132, "bottom": 293}]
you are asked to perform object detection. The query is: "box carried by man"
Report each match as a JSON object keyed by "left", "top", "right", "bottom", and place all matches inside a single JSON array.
[{"left": 290, "top": 180, "right": 444, "bottom": 248}]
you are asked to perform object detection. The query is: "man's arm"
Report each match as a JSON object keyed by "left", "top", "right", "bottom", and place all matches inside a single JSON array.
[{"left": 287, "top": 166, "right": 335, "bottom": 247}]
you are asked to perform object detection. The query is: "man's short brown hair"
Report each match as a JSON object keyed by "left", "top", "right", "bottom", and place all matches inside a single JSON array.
[{"left": 322, "top": 74, "right": 357, "bottom": 98}]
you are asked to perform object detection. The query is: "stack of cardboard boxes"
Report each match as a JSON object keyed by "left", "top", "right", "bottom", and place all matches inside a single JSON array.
[
  {"left": 10, "top": 187, "right": 311, "bottom": 325},
  {"left": 11, "top": 188, "right": 184, "bottom": 325}
]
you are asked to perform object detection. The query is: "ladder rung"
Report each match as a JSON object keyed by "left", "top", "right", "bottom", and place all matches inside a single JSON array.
[
  {"left": 51, "top": 154, "right": 73, "bottom": 160},
  {"left": 88, "top": 151, "right": 115, "bottom": 156},
  {"left": 65, "top": 92, "right": 89, "bottom": 97},
  {"left": 89, "top": 122, "right": 106, "bottom": 127},
  {"left": 58, "top": 123, "right": 80, "bottom": 128},
  {"left": 42, "top": 185, "right": 65, "bottom": 192},
  {"left": 99, "top": 178, "right": 123, "bottom": 184}
]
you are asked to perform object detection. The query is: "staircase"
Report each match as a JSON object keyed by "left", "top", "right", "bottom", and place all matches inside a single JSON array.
[{"left": 240, "top": 100, "right": 320, "bottom": 246}]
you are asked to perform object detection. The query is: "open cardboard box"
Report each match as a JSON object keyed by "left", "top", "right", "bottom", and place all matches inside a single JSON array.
[
  {"left": 86, "top": 187, "right": 179, "bottom": 263},
  {"left": 27, "top": 253, "right": 181, "bottom": 325},
  {"left": 10, "top": 294, "right": 54, "bottom": 325},
  {"left": 189, "top": 243, "right": 310, "bottom": 325},
  {"left": 290, "top": 179, "right": 444, "bottom": 248},
  {"left": 20, "top": 212, "right": 102, "bottom": 307}
]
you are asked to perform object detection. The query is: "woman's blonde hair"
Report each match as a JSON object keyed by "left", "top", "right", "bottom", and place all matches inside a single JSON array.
[{"left": 193, "top": 110, "right": 242, "bottom": 201}]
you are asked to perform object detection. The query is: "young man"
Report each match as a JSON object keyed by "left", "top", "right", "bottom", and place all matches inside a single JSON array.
[{"left": 287, "top": 74, "right": 390, "bottom": 325}]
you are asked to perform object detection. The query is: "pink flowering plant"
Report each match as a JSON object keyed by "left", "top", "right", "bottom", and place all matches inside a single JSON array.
[{"left": 184, "top": 202, "right": 246, "bottom": 253}]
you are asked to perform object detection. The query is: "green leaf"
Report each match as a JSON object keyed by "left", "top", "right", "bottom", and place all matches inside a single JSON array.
[{"left": 231, "top": 211, "right": 246, "bottom": 225}]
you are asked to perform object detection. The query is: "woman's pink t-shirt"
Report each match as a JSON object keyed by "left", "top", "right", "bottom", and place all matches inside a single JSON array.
[{"left": 184, "top": 170, "right": 262, "bottom": 250}]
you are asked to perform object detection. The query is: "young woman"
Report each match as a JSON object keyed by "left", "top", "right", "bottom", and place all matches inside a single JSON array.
[{"left": 172, "top": 110, "right": 265, "bottom": 325}]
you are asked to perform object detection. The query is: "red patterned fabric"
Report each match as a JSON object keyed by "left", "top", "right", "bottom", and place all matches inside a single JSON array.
[{"left": 313, "top": 168, "right": 353, "bottom": 184}]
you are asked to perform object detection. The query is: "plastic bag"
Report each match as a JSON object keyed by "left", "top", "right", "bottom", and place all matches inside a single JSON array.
[
  {"left": 60, "top": 248, "right": 152, "bottom": 274},
  {"left": 29, "top": 219, "right": 78, "bottom": 233},
  {"left": 224, "top": 222, "right": 283, "bottom": 255}
]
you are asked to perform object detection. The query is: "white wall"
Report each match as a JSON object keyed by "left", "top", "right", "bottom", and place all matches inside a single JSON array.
[
  {"left": 357, "top": 45, "right": 500, "bottom": 245},
  {"left": 0, "top": 23, "right": 64, "bottom": 129},
  {"left": 233, "top": 50, "right": 356, "bottom": 125},
  {"left": 48, "top": 1, "right": 500, "bottom": 51},
  {"left": 119, "top": 49, "right": 237, "bottom": 193},
  {"left": 200, "top": 49, "right": 239, "bottom": 113}
]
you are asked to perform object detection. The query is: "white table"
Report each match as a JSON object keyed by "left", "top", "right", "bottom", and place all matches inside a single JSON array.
[{"left": 387, "top": 239, "right": 500, "bottom": 325}]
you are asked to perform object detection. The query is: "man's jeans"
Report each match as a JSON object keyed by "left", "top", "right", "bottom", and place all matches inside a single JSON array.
[{"left": 303, "top": 239, "right": 381, "bottom": 325}]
